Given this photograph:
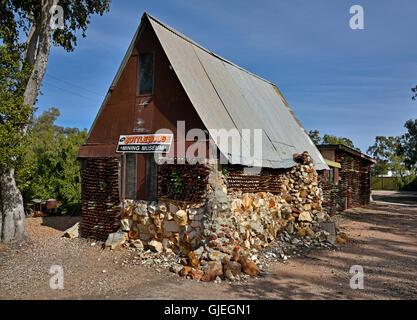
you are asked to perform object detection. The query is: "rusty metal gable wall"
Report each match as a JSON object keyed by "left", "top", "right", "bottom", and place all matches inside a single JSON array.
[
  {"left": 82, "top": 18, "right": 206, "bottom": 152},
  {"left": 86, "top": 52, "right": 136, "bottom": 144}
]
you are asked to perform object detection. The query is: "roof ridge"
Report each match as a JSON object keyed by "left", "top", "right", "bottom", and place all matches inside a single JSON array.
[{"left": 144, "top": 12, "right": 276, "bottom": 87}]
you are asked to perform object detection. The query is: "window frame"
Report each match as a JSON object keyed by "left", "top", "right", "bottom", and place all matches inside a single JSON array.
[
  {"left": 329, "top": 167, "right": 334, "bottom": 184},
  {"left": 124, "top": 153, "right": 137, "bottom": 199},
  {"left": 326, "top": 167, "right": 335, "bottom": 184},
  {"left": 136, "top": 51, "right": 155, "bottom": 96}
]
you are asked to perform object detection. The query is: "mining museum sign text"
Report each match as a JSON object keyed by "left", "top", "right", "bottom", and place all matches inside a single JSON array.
[{"left": 116, "top": 134, "right": 173, "bottom": 153}]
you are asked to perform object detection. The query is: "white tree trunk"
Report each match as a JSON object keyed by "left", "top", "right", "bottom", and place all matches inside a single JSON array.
[
  {"left": 0, "top": 0, "right": 56, "bottom": 243},
  {"left": 0, "top": 167, "right": 30, "bottom": 243},
  {"left": 23, "top": 0, "right": 56, "bottom": 112},
  {"left": 24, "top": 24, "right": 39, "bottom": 66}
]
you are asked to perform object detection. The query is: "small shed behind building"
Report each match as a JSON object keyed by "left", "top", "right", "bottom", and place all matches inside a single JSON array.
[{"left": 317, "top": 144, "right": 376, "bottom": 215}]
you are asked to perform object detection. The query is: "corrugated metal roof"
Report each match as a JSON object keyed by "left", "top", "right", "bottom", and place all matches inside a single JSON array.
[
  {"left": 147, "top": 13, "right": 328, "bottom": 170},
  {"left": 88, "top": 13, "right": 329, "bottom": 170}
]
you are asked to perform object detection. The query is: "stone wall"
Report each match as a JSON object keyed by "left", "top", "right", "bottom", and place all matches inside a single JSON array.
[
  {"left": 203, "top": 151, "right": 330, "bottom": 262},
  {"left": 120, "top": 200, "right": 206, "bottom": 253},
  {"left": 115, "top": 152, "right": 331, "bottom": 273}
]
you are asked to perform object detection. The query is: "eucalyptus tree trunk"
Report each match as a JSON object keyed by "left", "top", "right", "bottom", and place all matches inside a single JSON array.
[
  {"left": 0, "top": 167, "right": 30, "bottom": 243},
  {"left": 0, "top": 0, "right": 56, "bottom": 243}
]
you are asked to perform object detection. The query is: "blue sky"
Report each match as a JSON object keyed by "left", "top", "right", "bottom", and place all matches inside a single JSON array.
[{"left": 36, "top": 0, "right": 417, "bottom": 153}]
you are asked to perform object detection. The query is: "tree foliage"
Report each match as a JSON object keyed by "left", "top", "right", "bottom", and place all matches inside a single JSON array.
[
  {"left": 1, "top": 0, "right": 110, "bottom": 243},
  {"left": 0, "top": 0, "right": 110, "bottom": 167},
  {"left": 0, "top": 0, "right": 111, "bottom": 50},
  {"left": 308, "top": 129, "right": 360, "bottom": 151},
  {"left": 398, "top": 119, "right": 417, "bottom": 170},
  {"left": 367, "top": 136, "right": 404, "bottom": 176},
  {"left": 307, "top": 129, "right": 321, "bottom": 145},
  {"left": 412, "top": 85, "right": 417, "bottom": 100},
  {"left": 0, "top": 45, "right": 33, "bottom": 170},
  {"left": 322, "top": 134, "right": 359, "bottom": 151},
  {"left": 368, "top": 120, "right": 417, "bottom": 190},
  {"left": 19, "top": 108, "right": 87, "bottom": 215}
]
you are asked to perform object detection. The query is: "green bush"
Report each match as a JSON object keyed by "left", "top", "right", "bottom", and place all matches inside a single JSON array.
[{"left": 18, "top": 108, "right": 86, "bottom": 215}]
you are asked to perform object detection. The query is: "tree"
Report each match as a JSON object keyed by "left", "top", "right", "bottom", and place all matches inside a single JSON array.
[
  {"left": 20, "top": 108, "right": 86, "bottom": 215},
  {"left": 412, "top": 85, "right": 417, "bottom": 100},
  {"left": 307, "top": 129, "right": 321, "bottom": 145},
  {"left": 368, "top": 132, "right": 417, "bottom": 189},
  {"left": 0, "top": 45, "right": 33, "bottom": 242},
  {"left": 307, "top": 129, "right": 360, "bottom": 151},
  {"left": 367, "top": 136, "right": 404, "bottom": 176},
  {"left": 0, "top": 0, "right": 110, "bottom": 243},
  {"left": 398, "top": 119, "right": 417, "bottom": 170},
  {"left": 322, "top": 134, "right": 360, "bottom": 151}
]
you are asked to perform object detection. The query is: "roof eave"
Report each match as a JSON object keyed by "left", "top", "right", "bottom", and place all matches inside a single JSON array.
[{"left": 318, "top": 144, "right": 376, "bottom": 163}]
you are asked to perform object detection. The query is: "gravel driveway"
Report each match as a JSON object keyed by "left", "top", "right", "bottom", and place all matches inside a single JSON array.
[{"left": 0, "top": 203, "right": 416, "bottom": 300}]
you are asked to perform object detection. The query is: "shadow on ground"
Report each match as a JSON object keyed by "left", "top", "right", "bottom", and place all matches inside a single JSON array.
[
  {"left": 40, "top": 216, "right": 81, "bottom": 232},
  {"left": 372, "top": 190, "right": 417, "bottom": 205},
  {"left": 3, "top": 203, "right": 416, "bottom": 300},
  {"left": 224, "top": 204, "right": 417, "bottom": 299}
]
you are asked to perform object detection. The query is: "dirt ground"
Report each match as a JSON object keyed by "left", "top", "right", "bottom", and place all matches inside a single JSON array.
[{"left": 0, "top": 202, "right": 416, "bottom": 300}]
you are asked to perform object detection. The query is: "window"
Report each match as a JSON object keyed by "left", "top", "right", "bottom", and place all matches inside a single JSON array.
[
  {"left": 146, "top": 154, "right": 157, "bottom": 201},
  {"left": 125, "top": 154, "right": 137, "bottom": 199},
  {"left": 137, "top": 52, "right": 154, "bottom": 95},
  {"left": 326, "top": 167, "right": 334, "bottom": 184},
  {"left": 329, "top": 167, "right": 334, "bottom": 184}
]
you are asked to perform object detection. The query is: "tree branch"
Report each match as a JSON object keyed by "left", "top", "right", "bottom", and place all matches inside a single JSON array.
[
  {"left": 24, "top": 23, "right": 39, "bottom": 66},
  {"left": 22, "top": 0, "right": 57, "bottom": 127}
]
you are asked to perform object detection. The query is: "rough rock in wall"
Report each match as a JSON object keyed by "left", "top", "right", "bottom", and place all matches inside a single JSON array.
[
  {"left": 110, "top": 151, "right": 331, "bottom": 281},
  {"left": 80, "top": 158, "right": 120, "bottom": 241},
  {"left": 119, "top": 200, "right": 207, "bottom": 254},
  {"left": 202, "top": 151, "right": 330, "bottom": 265}
]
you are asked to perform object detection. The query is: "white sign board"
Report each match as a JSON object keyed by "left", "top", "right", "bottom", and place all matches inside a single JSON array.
[{"left": 116, "top": 134, "right": 173, "bottom": 153}]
